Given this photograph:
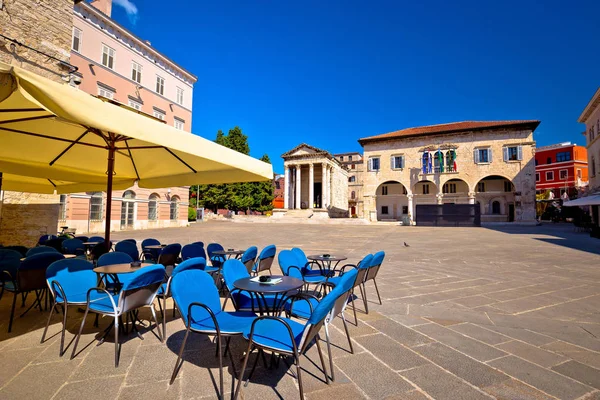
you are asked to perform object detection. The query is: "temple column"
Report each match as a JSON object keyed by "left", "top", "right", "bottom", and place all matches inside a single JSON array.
[
  {"left": 295, "top": 164, "right": 301, "bottom": 209},
  {"left": 468, "top": 192, "right": 476, "bottom": 205},
  {"left": 321, "top": 163, "right": 327, "bottom": 209},
  {"left": 325, "top": 165, "right": 330, "bottom": 208},
  {"left": 309, "top": 163, "right": 314, "bottom": 209},
  {"left": 284, "top": 165, "right": 290, "bottom": 209},
  {"left": 407, "top": 194, "right": 414, "bottom": 224}
]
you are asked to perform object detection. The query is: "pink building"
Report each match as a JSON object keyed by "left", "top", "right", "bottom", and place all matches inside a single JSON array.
[{"left": 59, "top": 0, "right": 197, "bottom": 234}]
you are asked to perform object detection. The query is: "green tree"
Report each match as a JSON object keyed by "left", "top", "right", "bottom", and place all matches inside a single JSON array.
[{"left": 252, "top": 154, "right": 275, "bottom": 212}]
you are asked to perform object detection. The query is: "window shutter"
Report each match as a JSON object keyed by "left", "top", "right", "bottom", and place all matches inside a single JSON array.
[
  {"left": 517, "top": 146, "right": 523, "bottom": 161},
  {"left": 474, "top": 149, "right": 479, "bottom": 163},
  {"left": 489, "top": 148, "right": 492, "bottom": 163},
  {"left": 368, "top": 158, "right": 372, "bottom": 171},
  {"left": 401, "top": 156, "right": 404, "bottom": 169},
  {"left": 503, "top": 147, "right": 508, "bottom": 162},
  {"left": 390, "top": 156, "right": 395, "bottom": 169}
]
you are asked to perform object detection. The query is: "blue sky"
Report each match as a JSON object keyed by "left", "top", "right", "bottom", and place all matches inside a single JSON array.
[{"left": 111, "top": 0, "right": 600, "bottom": 173}]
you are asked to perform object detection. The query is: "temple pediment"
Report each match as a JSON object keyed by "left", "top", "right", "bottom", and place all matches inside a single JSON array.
[{"left": 282, "top": 143, "right": 330, "bottom": 159}]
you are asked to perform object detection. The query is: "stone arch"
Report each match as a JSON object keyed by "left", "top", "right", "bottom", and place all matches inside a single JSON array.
[
  {"left": 475, "top": 175, "right": 516, "bottom": 222},
  {"left": 412, "top": 179, "right": 438, "bottom": 196},
  {"left": 375, "top": 180, "right": 409, "bottom": 221},
  {"left": 475, "top": 175, "right": 515, "bottom": 193},
  {"left": 440, "top": 177, "right": 471, "bottom": 194}
]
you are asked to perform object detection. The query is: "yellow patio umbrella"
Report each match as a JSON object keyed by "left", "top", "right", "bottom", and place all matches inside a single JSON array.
[{"left": 0, "top": 62, "right": 273, "bottom": 246}]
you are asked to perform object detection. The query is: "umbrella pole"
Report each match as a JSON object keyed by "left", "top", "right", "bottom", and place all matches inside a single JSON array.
[{"left": 104, "top": 143, "right": 116, "bottom": 252}]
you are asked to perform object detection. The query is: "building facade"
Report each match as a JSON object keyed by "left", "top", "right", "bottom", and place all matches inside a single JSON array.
[
  {"left": 535, "top": 142, "right": 588, "bottom": 198},
  {"left": 276, "top": 144, "right": 348, "bottom": 218},
  {"left": 272, "top": 175, "right": 284, "bottom": 209},
  {"left": 0, "top": 0, "right": 75, "bottom": 246},
  {"left": 57, "top": 0, "right": 198, "bottom": 234},
  {"left": 578, "top": 87, "right": 600, "bottom": 227},
  {"left": 358, "top": 121, "right": 539, "bottom": 224},
  {"left": 334, "top": 152, "right": 364, "bottom": 217}
]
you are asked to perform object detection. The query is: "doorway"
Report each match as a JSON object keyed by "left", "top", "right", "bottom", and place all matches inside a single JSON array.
[
  {"left": 120, "top": 190, "right": 135, "bottom": 229},
  {"left": 508, "top": 204, "right": 515, "bottom": 222},
  {"left": 314, "top": 182, "right": 322, "bottom": 208}
]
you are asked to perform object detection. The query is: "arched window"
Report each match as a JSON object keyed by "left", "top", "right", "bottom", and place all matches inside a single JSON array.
[
  {"left": 123, "top": 190, "right": 136, "bottom": 199},
  {"left": 434, "top": 151, "right": 443, "bottom": 173},
  {"left": 446, "top": 150, "right": 456, "bottom": 172},
  {"left": 170, "top": 196, "right": 180, "bottom": 220},
  {"left": 492, "top": 201, "right": 501, "bottom": 214},
  {"left": 148, "top": 194, "right": 159, "bottom": 221},
  {"left": 90, "top": 192, "right": 103, "bottom": 220},
  {"left": 351, "top": 191, "right": 356, "bottom": 199},
  {"left": 121, "top": 190, "right": 136, "bottom": 228}
]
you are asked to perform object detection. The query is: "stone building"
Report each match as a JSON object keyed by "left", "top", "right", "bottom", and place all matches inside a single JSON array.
[
  {"left": 358, "top": 121, "right": 539, "bottom": 224},
  {"left": 578, "top": 87, "right": 600, "bottom": 227},
  {"left": 0, "top": 0, "right": 75, "bottom": 246},
  {"left": 334, "top": 152, "right": 364, "bottom": 217},
  {"left": 274, "top": 144, "right": 348, "bottom": 218}
]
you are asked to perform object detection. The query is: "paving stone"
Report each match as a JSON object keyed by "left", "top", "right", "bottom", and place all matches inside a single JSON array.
[
  {"left": 552, "top": 361, "right": 600, "bottom": 390},
  {"left": 488, "top": 355, "right": 592, "bottom": 400},
  {"left": 125, "top": 342, "right": 180, "bottom": 386},
  {"left": 541, "top": 341, "right": 600, "bottom": 370},
  {"left": 387, "top": 314, "right": 430, "bottom": 327},
  {"left": 495, "top": 340, "right": 567, "bottom": 367},
  {"left": 336, "top": 352, "right": 414, "bottom": 398},
  {"left": 414, "top": 323, "right": 506, "bottom": 362},
  {"left": 306, "top": 383, "right": 367, "bottom": 400},
  {"left": 451, "top": 295, "right": 498, "bottom": 308},
  {"left": 355, "top": 333, "right": 430, "bottom": 371},
  {"left": 400, "top": 364, "right": 492, "bottom": 400},
  {"left": 481, "top": 325, "right": 556, "bottom": 347},
  {"left": 367, "top": 319, "right": 433, "bottom": 347},
  {"left": 424, "top": 317, "right": 463, "bottom": 326},
  {"left": 0, "top": 360, "right": 77, "bottom": 400},
  {"left": 482, "top": 378, "right": 556, "bottom": 400},
  {"left": 54, "top": 376, "right": 123, "bottom": 400},
  {"left": 450, "top": 323, "right": 511, "bottom": 345},
  {"left": 118, "top": 378, "right": 181, "bottom": 400},
  {"left": 0, "top": 347, "right": 41, "bottom": 387}
]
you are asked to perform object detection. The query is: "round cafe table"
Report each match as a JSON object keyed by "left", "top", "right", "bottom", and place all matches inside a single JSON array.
[
  {"left": 233, "top": 276, "right": 303, "bottom": 315},
  {"left": 93, "top": 262, "right": 155, "bottom": 275},
  {"left": 20, "top": 253, "right": 77, "bottom": 262},
  {"left": 307, "top": 254, "right": 347, "bottom": 275},
  {"left": 143, "top": 244, "right": 167, "bottom": 249},
  {"left": 212, "top": 249, "right": 244, "bottom": 259}
]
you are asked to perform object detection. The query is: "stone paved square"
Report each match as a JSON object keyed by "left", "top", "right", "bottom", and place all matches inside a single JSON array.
[{"left": 0, "top": 221, "right": 599, "bottom": 399}]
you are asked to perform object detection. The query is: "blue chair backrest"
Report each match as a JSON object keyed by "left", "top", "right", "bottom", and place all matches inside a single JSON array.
[
  {"left": 207, "top": 243, "right": 224, "bottom": 258},
  {"left": 20, "top": 252, "right": 65, "bottom": 271},
  {"left": 97, "top": 251, "right": 133, "bottom": 267},
  {"left": 259, "top": 245, "right": 276, "bottom": 261},
  {"left": 3, "top": 245, "right": 28, "bottom": 257},
  {"left": 241, "top": 246, "right": 258, "bottom": 264},
  {"left": 118, "top": 265, "right": 166, "bottom": 312},
  {"left": 62, "top": 238, "right": 85, "bottom": 255},
  {"left": 75, "top": 236, "right": 89, "bottom": 243},
  {"left": 278, "top": 250, "right": 303, "bottom": 278},
  {"left": 121, "top": 264, "right": 165, "bottom": 291},
  {"left": 191, "top": 241, "right": 204, "bottom": 248},
  {"left": 120, "top": 239, "right": 137, "bottom": 244},
  {"left": 172, "top": 257, "right": 207, "bottom": 276},
  {"left": 222, "top": 259, "right": 249, "bottom": 292},
  {"left": 88, "top": 236, "right": 105, "bottom": 243},
  {"left": 46, "top": 259, "right": 96, "bottom": 300},
  {"left": 19, "top": 252, "right": 65, "bottom": 291},
  {"left": 308, "top": 268, "right": 358, "bottom": 326},
  {"left": 38, "top": 234, "right": 57, "bottom": 245},
  {"left": 371, "top": 251, "right": 385, "bottom": 267},
  {"left": 291, "top": 247, "right": 309, "bottom": 266},
  {"left": 115, "top": 241, "right": 140, "bottom": 261},
  {"left": 142, "top": 238, "right": 160, "bottom": 248},
  {"left": 181, "top": 244, "right": 206, "bottom": 260},
  {"left": 0, "top": 249, "right": 22, "bottom": 282},
  {"left": 26, "top": 246, "right": 60, "bottom": 257},
  {"left": 171, "top": 269, "right": 221, "bottom": 324},
  {"left": 161, "top": 243, "right": 181, "bottom": 256}
]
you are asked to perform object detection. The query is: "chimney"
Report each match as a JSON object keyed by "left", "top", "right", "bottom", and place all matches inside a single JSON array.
[{"left": 90, "top": 0, "right": 113, "bottom": 17}]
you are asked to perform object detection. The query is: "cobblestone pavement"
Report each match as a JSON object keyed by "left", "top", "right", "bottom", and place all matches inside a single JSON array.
[{"left": 0, "top": 221, "right": 599, "bottom": 399}]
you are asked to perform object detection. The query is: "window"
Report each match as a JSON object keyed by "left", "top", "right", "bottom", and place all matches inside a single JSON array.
[
  {"left": 274, "top": 181, "right": 280, "bottom": 189},
  {"left": 556, "top": 152, "right": 571, "bottom": 162},
  {"left": 492, "top": 201, "right": 501, "bottom": 214},
  {"left": 559, "top": 169, "right": 568, "bottom": 180},
  {"left": 174, "top": 118, "right": 184, "bottom": 130},
  {"left": 536, "top": 172, "right": 540, "bottom": 182},
  {"left": 368, "top": 157, "right": 380, "bottom": 171},
  {"left": 547, "top": 157, "right": 552, "bottom": 164},
  {"left": 349, "top": 155, "right": 353, "bottom": 161},
  {"left": 97, "top": 86, "right": 114, "bottom": 99},
  {"left": 59, "top": 195, "right": 67, "bottom": 220},
  {"left": 351, "top": 191, "right": 356, "bottom": 199},
  {"left": 153, "top": 109, "right": 165, "bottom": 120},
  {"left": 381, "top": 186, "right": 388, "bottom": 195},
  {"left": 170, "top": 197, "right": 179, "bottom": 220},
  {"left": 128, "top": 99, "right": 142, "bottom": 110},
  {"left": 535, "top": 159, "right": 539, "bottom": 166},
  {"left": 402, "top": 186, "right": 408, "bottom": 195},
  {"left": 381, "top": 206, "right": 389, "bottom": 215},
  {"left": 351, "top": 164, "right": 355, "bottom": 170},
  {"left": 176, "top": 87, "right": 184, "bottom": 105},
  {"left": 72, "top": 28, "right": 82, "bottom": 52},
  {"left": 131, "top": 62, "right": 142, "bottom": 83},
  {"left": 504, "top": 181, "right": 512, "bottom": 192},
  {"left": 349, "top": 176, "right": 356, "bottom": 183},
  {"left": 391, "top": 155, "right": 404, "bottom": 170},
  {"left": 445, "top": 150, "right": 456, "bottom": 172},
  {"left": 443, "top": 183, "right": 456, "bottom": 194},
  {"left": 156, "top": 75, "right": 165, "bottom": 95},
  {"left": 592, "top": 157, "right": 597, "bottom": 176},
  {"left": 504, "top": 146, "right": 522, "bottom": 161},
  {"left": 475, "top": 148, "right": 491, "bottom": 163},
  {"left": 402, "top": 206, "right": 408, "bottom": 214},
  {"left": 90, "top": 192, "right": 103, "bottom": 220},
  {"left": 546, "top": 171, "right": 554, "bottom": 181},
  {"left": 339, "top": 156, "right": 344, "bottom": 161},
  {"left": 577, "top": 169, "right": 582, "bottom": 179},
  {"left": 101, "top": 44, "right": 115, "bottom": 69},
  {"left": 148, "top": 194, "right": 159, "bottom": 221},
  {"left": 477, "top": 182, "right": 485, "bottom": 192},
  {"left": 422, "top": 184, "right": 430, "bottom": 195}
]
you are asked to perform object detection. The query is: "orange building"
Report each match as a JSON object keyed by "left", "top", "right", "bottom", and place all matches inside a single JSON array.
[{"left": 535, "top": 142, "right": 588, "bottom": 198}]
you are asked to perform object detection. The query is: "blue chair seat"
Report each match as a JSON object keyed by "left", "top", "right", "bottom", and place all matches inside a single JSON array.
[
  {"left": 284, "top": 297, "right": 319, "bottom": 320},
  {"left": 2, "top": 281, "right": 16, "bottom": 291},
  {"left": 304, "top": 269, "right": 334, "bottom": 278},
  {"left": 304, "top": 275, "right": 327, "bottom": 284},
  {"left": 190, "top": 311, "right": 256, "bottom": 335},
  {"left": 54, "top": 290, "right": 93, "bottom": 304},
  {"left": 243, "top": 317, "right": 305, "bottom": 353},
  {"left": 325, "top": 275, "right": 342, "bottom": 287},
  {"left": 87, "top": 292, "right": 121, "bottom": 313}
]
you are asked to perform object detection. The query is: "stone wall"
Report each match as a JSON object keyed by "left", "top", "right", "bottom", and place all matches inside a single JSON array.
[
  {"left": 0, "top": 0, "right": 73, "bottom": 246},
  {"left": 330, "top": 164, "right": 349, "bottom": 216}
]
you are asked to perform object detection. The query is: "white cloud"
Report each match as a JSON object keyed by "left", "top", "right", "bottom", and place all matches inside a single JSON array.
[{"left": 113, "top": 0, "right": 139, "bottom": 24}]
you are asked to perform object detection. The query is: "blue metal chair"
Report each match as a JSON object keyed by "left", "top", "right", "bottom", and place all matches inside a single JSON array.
[
  {"left": 141, "top": 238, "right": 161, "bottom": 262},
  {"left": 120, "top": 239, "right": 137, "bottom": 244},
  {"left": 62, "top": 238, "right": 85, "bottom": 257},
  {"left": 169, "top": 269, "right": 257, "bottom": 398},
  {"left": 326, "top": 254, "right": 373, "bottom": 324},
  {"left": 90, "top": 241, "right": 112, "bottom": 262},
  {"left": 75, "top": 236, "right": 89, "bottom": 243},
  {"left": 88, "top": 236, "right": 105, "bottom": 243},
  {"left": 240, "top": 246, "right": 258, "bottom": 274},
  {"left": 207, "top": 243, "right": 225, "bottom": 268},
  {"left": 38, "top": 234, "right": 58, "bottom": 246},
  {"left": 233, "top": 270, "right": 358, "bottom": 399},
  {"left": 71, "top": 264, "right": 165, "bottom": 367},
  {"left": 363, "top": 251, "right": 385, "bottom": 311},
  {"left": 191, "top": 241, "right": 204, "bottom": 248},
  {"left": 157, "top": 243, "right": 182, "bottom": 270},
  {"left": 181, "top": 244, "right": 206, "bottom": 261},
  {"left": 0, "top": 249, "right": 22, "bottom": 301},
  {"left": 291, "top": 247, "right": 331, "bottom": 277},
  {"left": 222, "top": 259, "right": 279, "bottom": 313},
  {"left": 41, "top": 258, "right": 96, "bottom": 355},
  {"left": 252, "top": 245, "right": 276, "bottom": 275},
  {"left": 97, "top": 252, "right": 134, "bottom": 291},
  {"left": 115, "top": 241, "right": 140, "bottom": 261},
  {"left": 4, "top": 252, "right": 65, "bottom": 332},
  {"left": 26, "top": 245, "right": 60, "bottom": 257},
  {"left": 3, "top": 245, "right": 28, "bottom": 257},
  {"left": 278, "top": 250, "right": 327, "bottom": 292},
  {"left": 156, "top": 257, "right": 207, "bottom": 338}
]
